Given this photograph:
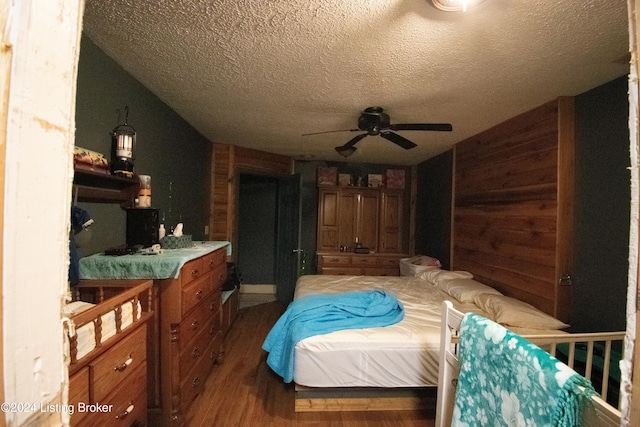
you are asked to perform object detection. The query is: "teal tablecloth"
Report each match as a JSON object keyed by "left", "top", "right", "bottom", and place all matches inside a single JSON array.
[{"left": 79, "top": 241, "right": 232, "bottom": 280}]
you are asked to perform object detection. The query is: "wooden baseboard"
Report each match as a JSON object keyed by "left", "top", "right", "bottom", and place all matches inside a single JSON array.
[{"left": 294, "top": 384, "right": 436, "bottom": 412}]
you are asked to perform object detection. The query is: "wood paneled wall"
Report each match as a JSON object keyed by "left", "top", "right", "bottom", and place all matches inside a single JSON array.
[
  {"left": 210, "top": 143, "right": 293, "bottom": 259},
  {"left": 452, "top": 98, "right": 575, "bottom": 322}
]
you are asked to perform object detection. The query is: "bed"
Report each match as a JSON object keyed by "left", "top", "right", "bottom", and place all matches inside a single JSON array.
[
  {"left": 435, "top": 301, "right": 623, "bottom": 427},
  {"left": 287, "top": 270, "right": 579, "bottom": 412}
]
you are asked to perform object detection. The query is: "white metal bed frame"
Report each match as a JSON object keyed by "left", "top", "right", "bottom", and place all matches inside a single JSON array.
[{"left": 435, "top": 301, "right": 624, "bottom": 427}]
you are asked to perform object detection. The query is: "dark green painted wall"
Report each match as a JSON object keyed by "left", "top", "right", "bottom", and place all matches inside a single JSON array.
[
  {"left": 237, "top": 174, "right": 277, "bottom": 283},
  {"left": 415, "top": 149, "right": 453, "bottom": 269},
  {"left": 572, "top": 76, "right": 629, "bottom": 332},
  {"left": 74, "top": 36, "right": 211, "bottom": 255}
]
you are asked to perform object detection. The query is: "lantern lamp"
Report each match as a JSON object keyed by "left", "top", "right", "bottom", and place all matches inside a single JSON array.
[{"left": 111, "top": 106, "right": 136, "bottom": 178}]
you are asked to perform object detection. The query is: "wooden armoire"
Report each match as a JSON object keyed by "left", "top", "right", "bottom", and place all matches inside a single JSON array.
[{"left": 316, "top": 186, "right": 407, "bottom": 275}]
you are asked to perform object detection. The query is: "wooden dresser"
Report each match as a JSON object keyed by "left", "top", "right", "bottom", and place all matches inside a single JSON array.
[
  {"left": 156, "top": 247, "right": 227, "bottom": 426},
  {"left": 78, "top": 242, "right": 231, "bottom": 426}
]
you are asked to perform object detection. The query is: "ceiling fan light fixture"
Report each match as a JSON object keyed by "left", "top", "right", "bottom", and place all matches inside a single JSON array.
[
  {"left": 335, "top": 146, "right": 356, "bottom": 158},
  {"left": 431, "top": 0, "right": 487, "bottom": 12}
]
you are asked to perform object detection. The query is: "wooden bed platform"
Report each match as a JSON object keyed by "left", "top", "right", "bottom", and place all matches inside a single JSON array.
[{"left": 294, "top": 384, "right": 436, "bottom": 412}]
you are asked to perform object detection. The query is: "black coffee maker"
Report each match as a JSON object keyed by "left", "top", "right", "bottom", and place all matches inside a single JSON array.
[{"left": 125, "top": 208, "right": 159, "bottom": 248}]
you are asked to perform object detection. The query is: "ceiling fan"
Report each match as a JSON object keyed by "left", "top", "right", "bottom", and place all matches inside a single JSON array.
[{"left": 303, "top": 106, "right": 453, "bottom": 157}]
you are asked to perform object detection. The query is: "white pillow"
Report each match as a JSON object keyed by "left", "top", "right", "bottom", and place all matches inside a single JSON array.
[
  {"left": 417, "top": 269, "right": 473, "bottom": 284},
  {"left": 474, "top": 294, "right": 569, "bottom": 330},
  {"left": 437, "top": 278, "right": 502, "bottom": 303}
]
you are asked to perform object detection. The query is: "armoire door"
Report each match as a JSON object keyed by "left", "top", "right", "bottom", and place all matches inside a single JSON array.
[
  {"left": 380, "top": 190, "right": 402, "bottom": 253},
  {"left": 317, "top": 189, "right": 340, "bottom": 251},
  {"left": 338, "top": 189, "right": 379, "bottom": 251},
  {"left": 356, "top": 190, "right": 379, "bottom": 250}
]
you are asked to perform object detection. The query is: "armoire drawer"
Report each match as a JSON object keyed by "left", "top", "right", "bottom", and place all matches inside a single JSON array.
[{"left": 319, "top": 255, "right": 351, "bottom": 266}]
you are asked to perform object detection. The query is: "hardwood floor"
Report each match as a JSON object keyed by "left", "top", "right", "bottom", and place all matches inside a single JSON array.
[{"left": 185, "top": 301, "right": 436, "bottom": 426}]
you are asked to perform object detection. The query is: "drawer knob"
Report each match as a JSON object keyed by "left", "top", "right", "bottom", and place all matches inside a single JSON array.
[
  {"left": 191, "top": 320, "right": 199, "bottom": 330},
  {"left": 192, "top": 269, "right": 200, "bottom": 277},
  {"left": 115, "top": 403, "right": 134, "bottom": 420},
  {"left": 192, "top": 376, "right": 200, "bottom": 388},
  {"left": 196, "top": 289, "right": 203, "bottom": 299},
  {"left": 192, "top": 347, "right": 201, "bottom": 358},
  {"left": 114, "top": 355, "right": 133, "bottom": 372}
]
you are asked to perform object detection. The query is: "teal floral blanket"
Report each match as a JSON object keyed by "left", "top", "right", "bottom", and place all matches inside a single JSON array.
[{"left": 453, "top": 313, "right": 596, "bottom": 427}]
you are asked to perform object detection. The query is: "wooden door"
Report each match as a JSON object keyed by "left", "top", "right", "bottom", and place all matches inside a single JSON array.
[
  {"left": 380, "top": 190, "right": 402, "bottom": 253},
  {"left": 275, "top": 174, "right": 301, "bottom": 304}
]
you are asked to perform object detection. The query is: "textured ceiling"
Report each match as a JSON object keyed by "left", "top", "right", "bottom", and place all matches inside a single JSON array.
[{"left": 82, "top": 0, "right": 629, "bottom": 165}]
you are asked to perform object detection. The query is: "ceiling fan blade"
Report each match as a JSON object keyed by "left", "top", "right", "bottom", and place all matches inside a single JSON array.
[
  {"left": 389, "top": 123, "right": 453, "bottom": 132},
  {"left": 380, "top": 131, "right": 417, "bottom": 150},
  {"left": 335, "top": 133, "right": 367, "bottom": 157},
  {"left": 302, "top": 128, "right": 360, "bottom": 136},
  {"left": 341, "top": 132, "right": 368, "bottom": 149}
]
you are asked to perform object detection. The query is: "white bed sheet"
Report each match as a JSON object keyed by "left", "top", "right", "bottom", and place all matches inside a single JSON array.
[{"left": 292, "top": 275, "right": 487, "bottom": 388}]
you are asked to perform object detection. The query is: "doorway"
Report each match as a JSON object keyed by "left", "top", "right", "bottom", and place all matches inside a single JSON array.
[
  {"left": 237, "top": 174, "right": 278, "bottom": 307},
  {"left": 237, "top": 172, "right": 301, "bottom": 307}
]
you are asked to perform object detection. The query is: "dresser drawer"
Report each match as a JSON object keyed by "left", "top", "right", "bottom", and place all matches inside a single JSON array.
[
  {"left": 179, "top": 317, "right": 214, "bottom": 373},
  {"left": 179, "top": 344, "right": 213, "bottom": 410},
  {"left": 178, "top": 331, "right": 221, "bottom": 410},
  {"left": 181, "top": 257, "right": 205, "bottom": 286},
  {"left": 69, "top": 367, "right": 89, "bottom": 427},
  {"left": 85, "top": 361, "right": 147, "bottom": 427},
  {"left": 90, "top": 324, "right": 147, "bottom": 402},
  {"left": 203, "top": 248, "right": 227, "bottom": 273},
  {"left": 179, "top": 292, "right": 217, "bottom": 348},
  {"left": 182, "top": 272, "right": 213, "bottom": 316},
  {"left": 211, "top": 263, "right": 227, "bottom": 290},
  {"left": 207, "top": 327, "right": 223, "bottom": 365}
]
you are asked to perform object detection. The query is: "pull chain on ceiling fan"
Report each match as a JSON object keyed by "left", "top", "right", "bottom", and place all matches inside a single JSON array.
[{"left": 302, "top": 107, "right": 452, "bottom": 158}]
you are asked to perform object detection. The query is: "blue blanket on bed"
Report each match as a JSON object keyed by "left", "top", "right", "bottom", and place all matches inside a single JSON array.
[
  {"left": 453, "top": 313, "right": 597, "bottom": 427},
  {"left": 262, "top": 290, "right": 404, "bottom": 383}
]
